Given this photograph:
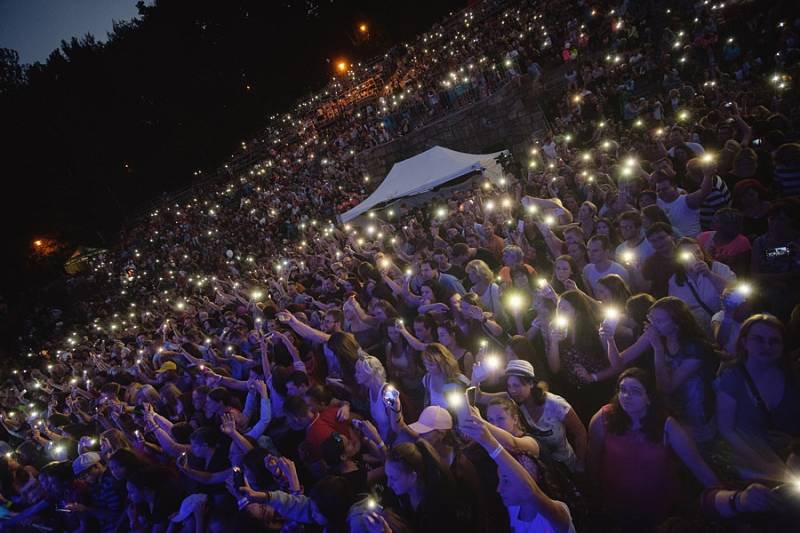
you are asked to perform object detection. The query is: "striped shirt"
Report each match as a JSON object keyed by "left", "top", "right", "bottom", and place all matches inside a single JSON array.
[
  {"left": 775, "top": 166, "right": 800, "bottom": 197},
  {"left": 91, "top": 471, "right": 126, "bottom": 533},
  {"left": 699, "top": 175, "right": 731, "bottom": 230}
]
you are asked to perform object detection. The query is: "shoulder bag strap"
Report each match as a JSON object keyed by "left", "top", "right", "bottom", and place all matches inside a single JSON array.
[
  {"left": 738, "top": 363, "right": 776, "bottom": 428},
  {"left": 685, "top": 277, "right": 715, "bottom": 316}
]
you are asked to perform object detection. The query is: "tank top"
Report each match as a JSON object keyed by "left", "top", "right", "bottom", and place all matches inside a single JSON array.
[
  {"left": 658, "top": 194, "right": 700, "bottom": 237},
  {"left": 598, "top": 406, "right": 681, "bottom": 519},
  {"left": 369, "top": 385, "right": 392, "bottom": 442}
]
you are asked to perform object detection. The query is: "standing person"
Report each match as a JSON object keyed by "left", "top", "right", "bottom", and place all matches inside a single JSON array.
[
  {"left": 633, "top": 222, "right": 680, "bottom": 297},
  {"left": 466, "top": 260, "right": 504, "bottom": 321},
  {"left": 419, "top": 259, "right": 466, "bottom": 298},
  {"left": 644, "top": 297, "right": 718, "bottom": 444},
  {"left": 420, "top": 343, "right": 469, "bottom": 409},
  {"left": 715, "top": 314, "right": 800, "bottom": 480},
  {"left": 460, "top": 408, "right": 576, "bottom": 533},
  {"left": 685, "top": 157, "right": 731, "bottom": 231},
  {"left": 474, "top": 360, "right": 587, "bottom": 474},
  {"left": 66, "top": 452, "right": 126, "bottom": 533},
  {"left": 548, "top": 290, "right": 614, "bottom": 421},
  {"left": 384, "top": 439, "right": 474, "bottom": 533},
  {"left": 668, "top": 238, "right": 736, "bottom": 332},
  {"left": 588, "top": 368, "right": 719, "bottom": 531},
  {"left": 582, "top": 235, "right": 629, "bottom": 297},
  {"left": 654, "top": 166, "right": 713, "bottom": 237},
  {"left": 614, "top": 211, "right": 655, "bottom": 266},
  {"left": 750, "top": 201, "right": 800, "bottom": 321},
  {"left": 696, "top": 208, "right": 752, "bottom": 272},
  {"left": 353, "top": 355, "right": 393, "bottom": 442}
]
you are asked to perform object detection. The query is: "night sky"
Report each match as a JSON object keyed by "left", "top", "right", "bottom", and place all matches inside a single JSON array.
[
  {"left": 0, "top": 0, "right": 465, "bottom": 346},
  {"left": 0, "top": 0, "right": 142, "bottom": 65}
]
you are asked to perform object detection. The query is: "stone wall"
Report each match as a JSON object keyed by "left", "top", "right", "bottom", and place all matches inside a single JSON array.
[{"left": 356, "top": 75, "right": 552, "bottom": 181}]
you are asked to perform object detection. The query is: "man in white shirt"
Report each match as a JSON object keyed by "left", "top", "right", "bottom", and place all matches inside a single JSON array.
[
  {"left": 655, "top": 166, "right": 714, "bottom": 237},
  {"left": 583, "top": 235, "right": 629, "bottom": 296},
  {"left": 615, "top": 210, "right": 655, "bottom": 266}
]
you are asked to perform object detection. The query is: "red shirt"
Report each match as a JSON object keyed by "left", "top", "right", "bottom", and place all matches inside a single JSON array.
[{"left": 304, "top": 405, "right": 351, "bottom": 460}]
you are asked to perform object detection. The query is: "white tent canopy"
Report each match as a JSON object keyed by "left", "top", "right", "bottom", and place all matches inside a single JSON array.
[{"left": 340, "top": 145, "right": 507, "bottom": 222}]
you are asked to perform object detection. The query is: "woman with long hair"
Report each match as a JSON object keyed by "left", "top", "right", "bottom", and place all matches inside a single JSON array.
[
  {"left": 354, "top": 355, "right": 393, "bottom": 442},
  {"left": 588, "top": 368, "right": 719, "bottom": 530},
  {"left": 420, "top": 343, "right": 468, "bottom": 409},
  {"left": 465, "top": 259, "right": 504, "bottom": 321},
  {"left": 547, "top": 290, "right": 614, "bottom": 421},
  {"left": 399, "top": 319, "right": 475, "bottom": 379},
  {"left": 642, "top": 297, "right": 718, "bottom": 444},
  {"left": 715, "top": 314, "right": 800, "bottom": 480},
  {"left": 548, "top": 255, "right": 586, "bottom": 297},
  {"left": 595, "top": 217, "right": 621, "bottom": 248},
  {"left": 323, "top": 331, "right": 362, "bottom": 398},
  {"left": 385, "top": 318, "right": 425, "bottom": 413}
]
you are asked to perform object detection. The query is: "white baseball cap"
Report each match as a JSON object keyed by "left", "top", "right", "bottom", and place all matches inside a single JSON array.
[{"left": 408, "top": 406, "right": 453, "bottom": 434}]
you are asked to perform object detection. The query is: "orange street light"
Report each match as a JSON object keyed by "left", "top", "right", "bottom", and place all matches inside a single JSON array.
[
  {"left": 359, "top": 23, "right": 368, "bottom": 33},
  {"left": 336, "top": 60, "right": 348, "bottom": 73},
  {"left": 34, "top": 240, "right": 42, "bottom": 247}
]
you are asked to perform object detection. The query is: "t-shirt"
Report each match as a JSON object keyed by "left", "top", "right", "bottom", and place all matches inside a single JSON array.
[
  {"left": 615, "top": 236, "right": 655, "bottom": 266},
  {"left": 583, "top": 262, "right": 629, "bottom": 296},
  {"left": 697, "top": 231, "right": 751, "bottom": 267},
  {"left": 714, "top": 365, "right": 800, "bottom": 441},
  {"left": 519, "top": 393, "right": 577, "bottom": 471},
  {"left": 304, "top": 405, "right": 351, "bottom": 460},
  {"left": 507, "top": 502, "right": 576, "bottom": 533},
  {"left": 658, "top": 194, "right": 701, "bottom": 237}
]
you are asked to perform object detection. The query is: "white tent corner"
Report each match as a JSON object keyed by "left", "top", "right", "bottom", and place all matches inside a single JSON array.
[{"left": 341, "top": 145, "right": 508, "bottom": 222}]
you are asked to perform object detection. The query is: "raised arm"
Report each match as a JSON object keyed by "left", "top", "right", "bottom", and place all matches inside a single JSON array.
[
  {"left": 396, "top": 321, "right": 428, "bottom": 352},
  {"left": 280, "top": 311, "right": 331, "bottom": 344},
  {"left": 462, "top": 409, "right": 572, "bottom": 533},
  {"left": 686, "top": 162, "right": 715, "bottom": 210}
]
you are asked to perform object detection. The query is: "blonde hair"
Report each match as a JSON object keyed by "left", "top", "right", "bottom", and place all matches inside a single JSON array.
[
  {"left": 466, "top": 259, "right": 494, "bottom": 284},
  {"left": 355, "top": 355, "right": 386, "bottom": 387},
  {"left": 422, "top": 343, "right": 461, "bottom": 381}
]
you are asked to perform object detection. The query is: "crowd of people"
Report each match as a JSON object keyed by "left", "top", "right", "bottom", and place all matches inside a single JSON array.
[{"left": 4, "top": 0, "right": 800, "bottom": 531}]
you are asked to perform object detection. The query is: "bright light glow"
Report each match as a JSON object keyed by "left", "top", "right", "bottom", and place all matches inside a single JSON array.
[
  {"left": 485, "top": 354, "right": 501, "bottom": 370},
  {"left": 446, "top": 391, "right": 464, "bottom": 408},
  {"left": 735, "top": 282, "right": 752, "bottom": 297},
  {"left": 507, "top": 293, "right": 524, "bottom": 311},
  {"left": 554, "top": 315, "right": 569, "bottom": 329},
  {"left": 621, "top": 250, "right": 635, "bottom": 265}
]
